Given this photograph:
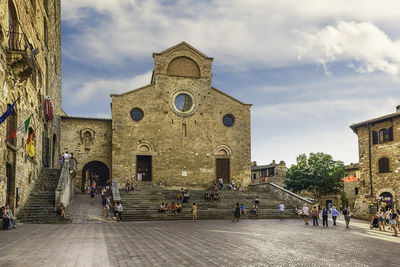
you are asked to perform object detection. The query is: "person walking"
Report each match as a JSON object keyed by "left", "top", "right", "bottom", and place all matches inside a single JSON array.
[
  {"left": 378, "top": 209, "right": 386, "bottom": 231},
  {"left": 302, "top": 204, "right": 310, "bottom": 225},
  {"left": 311, "top": 206, "right": 319, "bottom": 226},
  {"left": 233, "top": 202, "right": 240, "bottom": 222},
  {"left": 322, "top": 206, "right": 329, "bottom": 227},
  {"left": 279, "top": 203, "right": 285, "bottom": 219},
  {"left": 90, "top": 182, "right": 97, "bottom": 205},
  {"left": 114, "top": 201, "right": 123, "bottom": 222},
  {"left": 390, "top": 211, "right": 398, "bottom": 237},
  {"left": 192, "top": 203, "right": 197, "bottom": 222},
  {"left": 343, "top": 206, "right": 351, "bottom": 228},
  {"left": 331, "top": 206, "right": 339, "bottom": 226}
]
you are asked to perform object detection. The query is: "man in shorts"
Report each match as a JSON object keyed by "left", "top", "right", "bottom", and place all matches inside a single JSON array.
[
  {"left": 279, "top": 203, "right": 285, "bottom": 219},
  {"left": 302, "top": 204, "right": 309, "bottom": 225}
]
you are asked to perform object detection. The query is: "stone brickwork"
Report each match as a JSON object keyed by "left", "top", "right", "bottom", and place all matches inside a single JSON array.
[
  {"left": 350, "top": 108, "right": 400, "bottom": 218},
  {"left": 60, "top": 117, "right": 112, "bottom": 191},
  {"left": 0, "top": 1, "right": 62, "bottom": 211},
  {"left": 111, "top": 42, "right": 251, "bottom": 188}
]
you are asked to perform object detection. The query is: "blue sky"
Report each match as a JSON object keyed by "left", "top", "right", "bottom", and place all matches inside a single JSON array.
[{"left": 61, "top": 0, "right": 400, "bottom": 166}]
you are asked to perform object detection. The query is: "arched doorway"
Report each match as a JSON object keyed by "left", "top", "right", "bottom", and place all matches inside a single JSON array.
[
  {"left": 82, "top": 161, "right": 109, "bottom": 191},
  {"left": 379, "top": 192, "right": 394, "bottom": 211}
]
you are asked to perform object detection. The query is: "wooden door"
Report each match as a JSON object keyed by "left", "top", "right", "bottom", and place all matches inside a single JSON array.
[
  {"left": 216, "top": 159, "right": 230, "bottom": 184},
  {"left": 137, "top": 156, "right": 152, "bottom": 181}
]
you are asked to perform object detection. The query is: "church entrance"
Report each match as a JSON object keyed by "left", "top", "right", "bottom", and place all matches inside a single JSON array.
[
  {"left": 216, "top": 158, "right": 230, "bottom": 184},
  {"left": 137, "top": 156, "right": 152, "bottom": 181},
  {"left": 81, "top": 161, "right": 109, "bottom": 191}
]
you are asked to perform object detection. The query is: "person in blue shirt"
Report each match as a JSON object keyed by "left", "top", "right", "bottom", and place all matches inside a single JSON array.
[
  {"left": 322, "top": 206, "right": 329, "bottom": 227},
  {"left": 331, "top": 206, "right": 339, "bottom": 226}
]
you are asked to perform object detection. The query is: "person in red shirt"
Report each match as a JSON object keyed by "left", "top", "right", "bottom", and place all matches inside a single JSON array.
[{"left": 170, "top": 202, "right": 176, "bottom": 214}]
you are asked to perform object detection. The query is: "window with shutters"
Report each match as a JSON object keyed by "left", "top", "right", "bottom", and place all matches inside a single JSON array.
[
  {"left": 378, "top": 158, "right": 389, "bottom": 173},
  {"left": 372, "top": 131, "right": 378, "bottom": 145}
]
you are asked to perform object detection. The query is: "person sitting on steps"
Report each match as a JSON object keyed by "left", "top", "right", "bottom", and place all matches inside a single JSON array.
[
  {"left": 56, "top": 202, "right": 66, "bottom": 219},
  {"left": 170, "top": 202, "right": 177, "bottom": 214},
  {"left": 176, "top": 202, "right": 182, "bottom": 213}
]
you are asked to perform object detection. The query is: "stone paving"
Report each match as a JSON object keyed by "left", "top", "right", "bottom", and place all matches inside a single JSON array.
[
  {"left": 2, "top": 195, "right": 400, "bottom": 266},
  {"left": 1, "top": 215, "right": 400, "bottom": 266}
]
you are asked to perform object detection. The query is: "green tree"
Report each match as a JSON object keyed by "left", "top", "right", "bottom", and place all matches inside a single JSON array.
[{"left": 285, "top": 152, "right": 345, "bottom": 198}]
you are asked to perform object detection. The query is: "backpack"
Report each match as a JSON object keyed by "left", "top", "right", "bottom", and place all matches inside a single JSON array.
[
  {"left": 102, "top": 198, "right": 107, "bottom": 205},
  {"left": 342, "top": 209, "right": 348, "bottom": 216}
]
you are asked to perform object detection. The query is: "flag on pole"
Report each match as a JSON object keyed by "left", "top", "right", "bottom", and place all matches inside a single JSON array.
[
  {"left": 26, "top": 130, "right": 35, "bottom": 157},
  {"left": 0, "top": 97, "right": 20, "bottom": 124},
  {"left": 5, "top": 115, "right": 31, "bottom": 141}
]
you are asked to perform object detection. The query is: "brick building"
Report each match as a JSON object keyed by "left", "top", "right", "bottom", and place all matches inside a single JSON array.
[
  {"left": 0, "top": 0, "right": 62, "bottom": 211},
  {"left": 61, "top": 42, "right": 252, "bottom": 190},
  {"left": 350, "top": 106, "right": 400, "bottom": 218}
]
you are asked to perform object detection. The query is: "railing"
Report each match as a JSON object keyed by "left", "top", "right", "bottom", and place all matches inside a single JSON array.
[
  {"left": 112, "top": 179, "right": 121, "bottom": 202},
  {"left": 55, "top": 158, "right": 77, "bottom": 208},
  {"left": 249, "top": 182, "right": 315, "bottom": 207},
  {"left": 6, "top": 31, "right": 29, "bottom": 52}
]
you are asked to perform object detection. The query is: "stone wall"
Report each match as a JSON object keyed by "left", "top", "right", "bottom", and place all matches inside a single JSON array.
[
  {"left": 60, "top": 117, "right": 112, "bottom": 191},
  {"left": 111, "top": 42, "right": 251, "bottom": 188},
  {"left": 0, "top": 0, "right": 61, "bottom": 211},
  {"left": 353, "top": 114, "right": 400, "bottom": 218}
]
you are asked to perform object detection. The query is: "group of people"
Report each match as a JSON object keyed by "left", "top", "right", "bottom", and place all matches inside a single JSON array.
[
  {"left": 370, "top": 208, "right": 399, "bottom": 236},
  {"left": 177, "top": 188, "right": 191, "bottom": 203},
  {"left": 0, "top": 205, "right": 17, "bottom": 230},
  {"left": 158, "top": 202, "right": 182, "bottom": 214},
  {"left": 59, "top": 151, "right": 75, "bottom": 167},
  {"left": 203, "top": 191, "right": 221, "bottom": 201},
  {"left": 232, "top": 197, "right": 260, "bottom": 222},
  {"left": 216, "top": 178, "right": 242, "bottom": 191},
  {"left": 298, "top": 204, "right": 351, "bottom": 228}
]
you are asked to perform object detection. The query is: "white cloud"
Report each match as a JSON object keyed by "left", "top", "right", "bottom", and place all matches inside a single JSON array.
[
  {"left": 298, "top": 21, "right": 400, "bottom": 77},
  {"left": 61, "top": 0, "right": 400, "bottom": 71},
  {"left": 71, "top": 71, "right": 152, "bottom": 106}
]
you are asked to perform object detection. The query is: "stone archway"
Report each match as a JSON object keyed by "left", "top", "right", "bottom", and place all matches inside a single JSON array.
[
  {"left": 376, "top": 188, "right": 396, "bottom": 211},
  {"left": 81, "top": 161, "right": 109, "bottom": 191}
]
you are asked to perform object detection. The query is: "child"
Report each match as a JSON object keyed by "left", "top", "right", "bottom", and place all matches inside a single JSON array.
[{"left": 192, "top": 203, "right": 197, "bottom": 222}]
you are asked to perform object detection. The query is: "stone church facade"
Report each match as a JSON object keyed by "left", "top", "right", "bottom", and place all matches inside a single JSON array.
[
  {"left": 0, "top": 1, "right": 62, "bottom": 210},
  {"left": 61, "top": 42, "right": 252, "bottom": 190},
  {"left": 350, "top": 106, "right": 400, "bottom": 218}
]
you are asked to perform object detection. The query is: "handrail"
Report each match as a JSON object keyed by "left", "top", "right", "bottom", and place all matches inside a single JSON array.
[
  {"left": 55, "top": 158, "right": 76, "bottom": 208},
  {"left": 268, "top": 183, "right": 314, "bottom": 204},
  {"left": 112, "top": 179, "right": 121, "bottom": 201}
]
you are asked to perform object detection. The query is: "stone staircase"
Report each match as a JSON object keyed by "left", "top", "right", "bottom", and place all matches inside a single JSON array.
[
  {"left": 119, "top": 182, "right": 298, "bottom": 221},
  {"left": 17, "top": 168, "right": 70, "bottom": 224}
]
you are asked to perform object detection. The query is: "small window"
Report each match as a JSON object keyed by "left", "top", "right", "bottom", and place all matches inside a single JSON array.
[
  {"left": 182, "top": 123, "right": 187, "bottom": 137},
  {"left": 379, "top": 158, "right": 389, "bottom": 173},
  {"left": 372, "top": 131, "right": 378, "bottom": 145},
  {"left": 355, "top": 187, "right": 359, "bottom": 195},
  {"left": 379, "top": 129, "right": 389, "bottom": 143},
  {"left": 223, "top": 114, "right": 235, "bottom": 127},
  {"left": 261, "top": 169, "right": 267, "bottom": 177},
  {"left": 130, "top": 108, "right": 144, "bottom": 121},
  {"left": 251, "top": 173, "right": 256, "bottom": 180}
]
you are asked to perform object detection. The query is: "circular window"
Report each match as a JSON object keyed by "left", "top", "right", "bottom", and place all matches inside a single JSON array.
[
  {"left": 170, "top": 90, "right": 197, "bottom": 116},
  {"left": 130, "top": 108, "right": 144, "bottom": 121},
  {"left": 223, "top": 114, "right": 235, "bottom": 127},
  {"left": 175, "top": 93, "right": 193, "bottom": 112}
]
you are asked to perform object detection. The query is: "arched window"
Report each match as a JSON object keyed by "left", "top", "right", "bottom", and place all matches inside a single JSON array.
[
  {"left": 379, "top": 129, "right": 388, "bottom": 143},
  {"left": 372, "top": 131, "right": 378, "bottom": 145},
  {"left": 378, "top": 158, "right": 389, "bottom": 173}
]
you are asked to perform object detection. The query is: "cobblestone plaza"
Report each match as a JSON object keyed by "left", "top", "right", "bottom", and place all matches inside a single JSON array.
[{"left": 1, "top": 216, "right": 399, "bottom": 266}]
